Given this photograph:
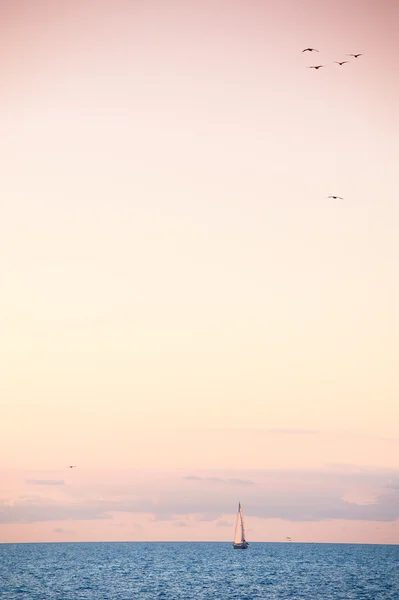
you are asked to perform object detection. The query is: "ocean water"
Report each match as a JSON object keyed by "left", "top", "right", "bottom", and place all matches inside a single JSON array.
[{"left": 0, "top": 542, "right": 397, "bottom": 600}]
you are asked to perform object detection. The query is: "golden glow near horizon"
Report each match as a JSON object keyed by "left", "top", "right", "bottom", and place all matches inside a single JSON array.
[{"left": 1, "top": 0, "right": 398, "bottom": 544}]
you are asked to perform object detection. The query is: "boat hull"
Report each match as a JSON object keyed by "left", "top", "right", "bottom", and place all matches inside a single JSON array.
[{"left": 232, "top": 542, "right": 249, "bottom": 549}]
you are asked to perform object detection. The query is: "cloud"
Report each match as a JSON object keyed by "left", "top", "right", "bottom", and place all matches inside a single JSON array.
[
  {"left": 184, "top": 476, "right": 254, "bottom": 486},
  {"left": 210, "top": 427, "right": 319, "bottom": 436},
  {"left": 54, "top": 527, "right": 74, "bottom": 534},
  {"left": 266, "top": 428, "right": 319, "bottom": 436},
  {"left": 342, "top": 488, "right": 378, "bottom": 506},
  {"left": 228, "top": 478, "right": 254, "bottom": 486},
  {"left": 216, "top": 520, "right": 232, "bottom": 527},
  {"left": 25, "top": 479, "right": 65, "bottom": 486},
  {"left": 0, "top": 497, "right": 112, "bottom": 524}
]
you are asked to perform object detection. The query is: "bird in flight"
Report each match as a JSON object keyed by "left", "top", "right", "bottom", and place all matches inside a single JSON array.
[
  {"left": 308, "top": 65, "right": 324, "bottom": 70},
  {"left": 327, "top": 195, "right": 343, "bottom": 199},
  {"left": 302, "top": 48, "right": 319, "bottom": 52},
  {"left": 347, "top": 53, "right": 362, "bottom": 58},
  {"left": 286, "top": 537, "right": 292, "bottom": 542},
  {"left": 67, "top": 465, "right": 76, "bottom": 469},
  {"left": 335, "top": 61, "right": 349, "bottom": 66}
]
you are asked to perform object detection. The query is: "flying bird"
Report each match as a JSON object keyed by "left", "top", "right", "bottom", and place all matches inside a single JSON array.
[
  {"left": 308, "top": 65, "right": 324, "bottom": 70},
  {"left": 335, "top": 61, "right": 349, "bottom": 66},
  {"left": 67, "top": 465, "right": 76, "bottom": 469},
  {"left": 302, "top": 48, "right": 319, "bottom": 52},
  {"left": 347, "top": 53, "right": 363, "bottom": 58},
  {"left": 327, "top": 196, "right": 343, "bottom": 199}
]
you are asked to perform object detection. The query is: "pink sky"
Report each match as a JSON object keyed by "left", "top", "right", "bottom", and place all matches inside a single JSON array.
[{"left": 1, "top": 0, "right": 398, "bottom": 543}]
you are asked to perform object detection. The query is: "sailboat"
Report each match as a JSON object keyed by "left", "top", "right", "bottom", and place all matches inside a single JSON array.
[{"left": 232, "top": 502, "right": 249, "bottom": 549}]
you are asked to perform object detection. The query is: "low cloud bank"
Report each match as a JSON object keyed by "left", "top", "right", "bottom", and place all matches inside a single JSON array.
[
  {"left": 25, "top": 480, "right": 65, "bottom": 486},
  {"left": 1, "top": 467, "right": 398, "bottom": 525}
]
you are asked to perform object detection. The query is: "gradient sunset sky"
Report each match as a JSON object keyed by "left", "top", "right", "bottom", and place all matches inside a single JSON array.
[{"left": 1, "top": 0, "right": 398, "bottom": 544}]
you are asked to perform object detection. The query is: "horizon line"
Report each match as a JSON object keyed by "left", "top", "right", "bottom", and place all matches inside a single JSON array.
[{"left": 1, "top": 541, "right": 397, "bottom": 546}]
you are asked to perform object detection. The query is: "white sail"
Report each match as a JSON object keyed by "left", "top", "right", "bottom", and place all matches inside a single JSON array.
[{"left": 233, "top": 503, "right": 246, "bottom": 544}]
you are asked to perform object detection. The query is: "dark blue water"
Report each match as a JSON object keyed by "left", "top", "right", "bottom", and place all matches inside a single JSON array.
[{"left": 0, "top": 542, "right": 397, "bottom": 600}]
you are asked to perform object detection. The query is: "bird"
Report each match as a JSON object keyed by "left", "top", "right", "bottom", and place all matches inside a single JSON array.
[
  {"left": 327, "top": 196, "right": 343, "bottom": 199},
  {"left": 308, "top": 65, "right": 324, "bottom": 70},
  {"left": 67, "top": 465, "right": 76, "bottom": 469},
  {"left": 347, "top": 53, "right": 362, "bottom": 58},
  {"left": 335, "top": 61, "right": 349, "bottom": 66},
  {"left": 302, "top": 48, "right": 319, "bottom": 52},
  {"left": 286, "top": 537, "right": 292, "bottom": 542}
]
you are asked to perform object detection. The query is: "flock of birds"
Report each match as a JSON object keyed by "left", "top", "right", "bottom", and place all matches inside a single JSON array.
[
  {"left": 302, "top": 47, "right": 363, "bottom": 70},
  {"left": 302, "top": 47, "right": 363, "bottom": 200}
]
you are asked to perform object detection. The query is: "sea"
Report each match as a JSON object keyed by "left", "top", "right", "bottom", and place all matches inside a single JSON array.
[{"left": 0, "top": 542, "right": 397, "bottom": 600}]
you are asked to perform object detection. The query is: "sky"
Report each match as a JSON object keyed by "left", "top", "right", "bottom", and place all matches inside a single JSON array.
[{"left": 0, "top": 0, "right": 398, "bottom": 544}]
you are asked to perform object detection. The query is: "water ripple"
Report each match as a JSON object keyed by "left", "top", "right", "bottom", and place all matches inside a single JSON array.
[{"left": 0, "top": 542, "right": 397, "bottom": 600}]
